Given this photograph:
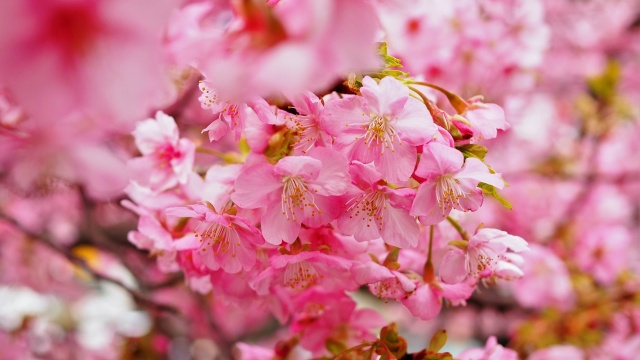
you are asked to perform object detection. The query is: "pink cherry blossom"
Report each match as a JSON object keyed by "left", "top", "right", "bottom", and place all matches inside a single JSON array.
[
  {"left": 130, "top": 111, "right": 195, "bottom": 192},
  {"left": 290, "top": 290, "right": 385, "bottom": 356},
  {"left": 528, "top": 345, "right": 585, "bottom": 360},
  {"left": 351, "top": 261, "right": 416, "bottom": 301},
  {"left": 337, "top": 162, "right": 420, "bottom": 248},
  {"left": 458, "top": 336, "right": 518, "bottom": 360},
  {"left": 194, "top": 0, "right": 381, "bottom": 100},
  {"left": 323, "top": 76, "right": 437, "bottom": 183},
  {"left": 0, "top": 0, "right": 175, "bottom": 124},
  {"left": 165, "top": 204, "right": 264, "bottom": 274},
  {"left": 198, "top": 80, "right": 249, "bottom": 142},
  {"left": 231, "top": 147, "right": 350, "bottom": 245},
  {"left": 511, "top": 244, "right": 574, "bottom": 311},
  {"left": 401, "top": 277, "right": 476, "bottom": 321},
  {"left": 251, "top": 250, "right": 356, "bottom": 295},
  {"left": 279, "top": 91, "right": 328, "bottom": 154},
  {"left": 575, "top": 225, "right": 631, "bottom": 285},
  {"left": 440, "top": 228, "right": 529, "bottom": 283},
  {"left": 463, "top": 98, "right": 509, "bottom": 140},
  {"left": 410, "top": 142, "right": 504, "bottom": 224}
]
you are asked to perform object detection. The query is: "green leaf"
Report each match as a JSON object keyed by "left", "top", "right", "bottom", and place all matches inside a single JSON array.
[
  {"left": 478, "top": 183, "right": 512, "bottom": 210},
  {"left": 380, "top": 69, "right": 410, "bottom": 78},
  {"left": 378, "top": 42, "right": 404, "bottom": 68},
  {"left": 428, "top": 329, "right": 448, "bottom": 353},
  {"left": 456, "top": 144, "right": 488, "bottom": 161}
]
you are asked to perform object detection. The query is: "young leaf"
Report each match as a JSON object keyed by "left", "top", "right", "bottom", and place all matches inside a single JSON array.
[
  {"left": 456, "top": 144, "right": 488, "bottom": 161},
  {"left": 428, "top": 329, "right": 448, "bottom": 353},
  {"left": 478, "top": 183, "right": 512, "bottom": 210}
]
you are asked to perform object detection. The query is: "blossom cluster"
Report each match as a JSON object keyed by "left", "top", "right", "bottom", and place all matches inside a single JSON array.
[{"left": 124, "top": 67, "right": 529, "bottom": 355}]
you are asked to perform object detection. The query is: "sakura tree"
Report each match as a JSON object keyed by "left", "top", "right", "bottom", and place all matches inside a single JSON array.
[{"left": 0, "top": 0, "right": 639, "bottom": 359}]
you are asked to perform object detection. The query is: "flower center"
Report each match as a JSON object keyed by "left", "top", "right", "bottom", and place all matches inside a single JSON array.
[
  {"left": 281, "top": 176, "right": 320, "bottom": 222},
  {"left": 435, "top": 174, "right": 465, "bottom": 212},
  {"left": 283, "top": 261, "right": 319, "bottom": 290},
  {"left": 194, "top": 222, "right": 234, "bottom": 256},
  {"left": 287, "top": 114, "right": 319, "bottom": 153},
  {"left": 359, "top": 114, "right": 401, "bottom": 154},
  {"left": 46, "top": 3, "right": 103, "bottom": 60},
  {"left": 155, "top": 144, "right": 181, "bottom": 169},
  {"left": 346, "top": 190, "right": 387, "bottom": 230},
  {"left": 467, "top": 247, "right": 499, "bottom": 278}
]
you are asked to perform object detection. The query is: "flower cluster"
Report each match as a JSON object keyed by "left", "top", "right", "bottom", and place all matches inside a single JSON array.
[{"left": 123, "top": 53, "right": 527, "bottom": 354}]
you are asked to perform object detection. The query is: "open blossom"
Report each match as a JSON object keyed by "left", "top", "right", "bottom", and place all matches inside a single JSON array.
[
  {"left": 511, "top": 244, "right": 574, "bottom": 311},
  {"left": 440, "top": 228, "right": 529, "bottom": 284},
  {"left": 323, "top": 76, "right": 437, "bottom": 183},
  {"left": 165, "top": 204, "right": 264, "bottom": 274},
  {"left": 463, "top": 98, "right": 509, "bottom": 140},
  {"left": 0, "top": 0, "right": 174, "bottom": 124},
  {"left": 290, "top": 290, "right": 385, "bottom": 356},
  {"left": 575, "top": 225, "right": 631, "bottom": 285},
  {"left": 458, "top": 336, "right": 518, "bottom": 360},
  {"left": 351, "top": 261, "right": 416, "bottom": 301},
  {"left": 251, "top": 250, "right": 356, "bottom": 295},
  {"left": 198, "top": 80, "right": 249, "bottom": 141},
  {"left": 401, "top": 277, "right": 476, "bottom": 321},
  {"left": 194, "top": 0, "right": 381, "bottom": 100},
  {"left": 231, "top": 147, "right": 350, "bottom": 244},
  {"left": 279, "top": 91, "right": 328, "bottom": 154},
  {"left": 130, "top": 111, "right": 195, "bottom": 191},
  {"left": 337, "top": 162, "right": 420, "bottom": 248},
  {"left": 410, "top": 142, "right": 504, "bottom": 224}
]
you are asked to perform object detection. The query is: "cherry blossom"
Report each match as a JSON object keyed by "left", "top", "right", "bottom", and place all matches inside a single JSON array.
[
  {"left": 165, "top": 204, "right": 264, "bottom": 274},
  {"left": 323, "top": 76, "right": 437, "bottom": 183},
  {"left": 410, "top": 142, "right": 504, "bottom": 224},
  {"left": 232, "top": 147, "right": 350, "bottom": 244},
  {"left": 130, "top": 111, "right": 195, "bottom": 192}
]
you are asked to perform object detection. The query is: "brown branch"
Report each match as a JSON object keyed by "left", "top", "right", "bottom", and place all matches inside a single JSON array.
[{"left": 0, "top": 212, "right": 181, "bottom": 316}]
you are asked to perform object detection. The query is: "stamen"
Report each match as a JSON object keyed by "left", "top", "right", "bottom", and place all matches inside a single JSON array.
[
  {"left": 283, "top": 261, "right": 320, "bottom": 289},
  {"left": 281, "top": 176, "right": 320, "bottom": 222},
  {"left": 360, "top": 114, "right": 402, "bottom": 155},
  {"left": 346, "top": 190, "right": 387, "bottom": 229},
  {"left": 435, "top": 174, "right": 466, "bottom": 216}
]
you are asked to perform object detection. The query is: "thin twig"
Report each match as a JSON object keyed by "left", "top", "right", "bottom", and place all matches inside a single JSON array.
[{"left": 0, "top": 212, "right": 181, "bottom": 316}]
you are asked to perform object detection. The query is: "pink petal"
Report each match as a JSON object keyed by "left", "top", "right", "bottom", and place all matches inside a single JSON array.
[
  {"left": 375, "top": 141, "right": 417, "bottom": 183},
  {"left": 439, "top": 249, "right": 468, "bottom": 284},
  {"left": 173, "top": 233, "right": 201, "bottom": 251},
  {"left": 415, "top": 142, "right": 463, "bottom": 179},
  {"left": 231, "top": 163, "right": 282, "bottom": 209},
  {"left": 410, "top": 182, "right": 441, "bottom": 219},
  {"left": 381, "top": 205, "right": 419, "bottom": 248},
  {"left": 302, "top": 194, "right": 342, "bottom": 228},
  {"left": 392, "top": 97, "right": 436, "bottom": 145},
  {"left": 401, "top": 284, "right": 442, "bottom": 321},
  {"left": 273, "top": 156, "right": 322, "bottom": 180},
  {"left": 322, "top": 96, "right": 369, "bottom": 140},
  {"left": 261, "top": 201, "right": 300, "bottom": 245},
  {"left": 306, "top": 147, "right": 350, "bottom": 196},
  {"left": 456, "top": 158, "right": 504, "bottom": 189},
  {"left": 456, "top": 189, "right": 484, "bottom": 212},
  {"left": 351, "top": 262, "right": 395, "bottom": 285},
  {"left": 202, "top": 119, "right": 229, "bottom": 142}
]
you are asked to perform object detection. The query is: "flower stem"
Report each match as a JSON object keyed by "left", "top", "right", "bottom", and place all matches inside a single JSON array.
[
  {"left": 423, "top": 225, "right": 435, "bottom": 283},
  {"left": 405, "top": 80, "right": 469, "bottom": 114},
  {"left": 196, "top": 147, "right": 243, "bottom": 164},
  {"left": 446, "top": 216, "right": 469, "bottom": 240}
]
